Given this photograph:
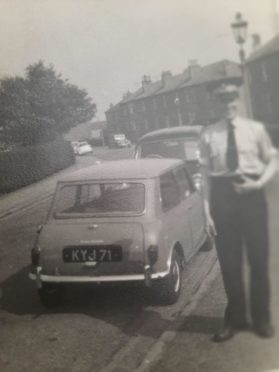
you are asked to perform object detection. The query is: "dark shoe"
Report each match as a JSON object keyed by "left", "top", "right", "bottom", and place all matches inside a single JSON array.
[
  {"left": 254, "top": 323, "right": 275, "bottom": 338},
  {"left": 212, "top": 326, "right": 234, "bottom": 343}
]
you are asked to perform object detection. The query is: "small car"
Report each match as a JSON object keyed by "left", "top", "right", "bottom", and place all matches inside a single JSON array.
[
  {"left": 73, "top": 141, "right": 93, "bottom": 155},
  {"left": 109, "top": 134, "right": 131, "bottom": 148},
  {"left": 29, "top": 159, "right": 212, "bottom": 306},
  {"left": 134, "top": 126, "right": 204, "bottom": 190}
]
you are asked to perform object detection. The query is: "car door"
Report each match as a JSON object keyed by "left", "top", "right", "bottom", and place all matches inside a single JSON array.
[
  {"left": 175, "top": 166, "right": 205, "bottom": 250},
  {"left": 159, "top": 170, "right": 193, "bottom": 262}
]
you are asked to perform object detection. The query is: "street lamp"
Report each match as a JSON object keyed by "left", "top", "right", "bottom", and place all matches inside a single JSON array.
[
  {"left": 231, "top": 12, "right": 252, "bottom": 117},
  {"left": 231, "top": 12, "right": 248, "bottom": 64}
]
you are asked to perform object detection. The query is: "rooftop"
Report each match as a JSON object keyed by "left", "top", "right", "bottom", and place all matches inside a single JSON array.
[
  {"left": 59, "top": 159, "right": 183, "bottom": 182},
  {"left": 106, "top": 59, "right": 241, "bottom": 111}
]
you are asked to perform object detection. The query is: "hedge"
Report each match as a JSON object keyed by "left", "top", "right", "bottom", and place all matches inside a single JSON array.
[{"left": 0, "top": 139, "right": 75, "bottom": 193}]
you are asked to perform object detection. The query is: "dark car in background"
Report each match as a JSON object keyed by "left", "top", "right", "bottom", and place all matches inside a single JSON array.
[{"left": 134, "top": 126, "right": 204, "bottom": 190}]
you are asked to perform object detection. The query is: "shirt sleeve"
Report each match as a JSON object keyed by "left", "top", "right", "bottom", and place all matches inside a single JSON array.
[{"left": 257, "top": 124, "right": 277, "bottom": 164}]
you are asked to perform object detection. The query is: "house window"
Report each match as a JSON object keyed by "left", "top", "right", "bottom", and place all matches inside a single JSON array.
[
  {"left": 189, "top": 112, "right": 196, "bottom": 124},
  {"left": 184, "top": 91, "right": 190, "bottom": 103},
  {"left": 130, "top": 119, "right": 136, "bottom": 130},
  {"left": 128, "top": 103, "right": 134, "bottom": 115},
  {"left": 143, "top": 118, "right": 149, "bottom": 132}
]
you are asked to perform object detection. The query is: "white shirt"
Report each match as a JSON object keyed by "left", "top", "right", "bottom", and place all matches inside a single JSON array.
[{"left": 200, "top": 117, "right": 277, "bottom": 177}]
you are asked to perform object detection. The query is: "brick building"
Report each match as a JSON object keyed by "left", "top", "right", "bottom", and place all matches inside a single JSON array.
[
  {"left": 246, "top": 35, "right": 279, "bottom": 126},
  {"left": 105, "top": 60, "right": 241, "bottom": 141}
]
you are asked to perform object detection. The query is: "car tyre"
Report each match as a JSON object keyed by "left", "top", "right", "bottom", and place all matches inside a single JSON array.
[
  {"left": 38, "top": 283, "right": 66, "bottom": 307},
  {"left": 155, "top": 251, "right": 182, "bottom": 305}
]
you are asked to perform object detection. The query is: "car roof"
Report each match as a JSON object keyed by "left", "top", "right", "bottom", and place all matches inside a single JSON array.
[
  {"left": 137, "top": 125, "right": 204, "bottom": 144},
  {"left": 60, "top": 159, "right": 183, "bottom": 182}
]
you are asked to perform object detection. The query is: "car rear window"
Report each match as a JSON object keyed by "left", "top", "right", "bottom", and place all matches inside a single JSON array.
[
  {"left": 53, "top": 182, "right": 145, "bottom": 217},
  {"left": 140, "top": 138, "right": 199, "bottom": 161}
]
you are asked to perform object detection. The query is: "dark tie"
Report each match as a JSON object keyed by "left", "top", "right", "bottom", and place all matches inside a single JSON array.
[{"left": 226, "top": 120, "right": 238, "bottom": 171}]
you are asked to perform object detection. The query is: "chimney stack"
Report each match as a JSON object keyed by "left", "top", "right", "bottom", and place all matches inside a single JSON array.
[
  {"left": 122, "top": 90, "right": 132, "bottom": 100},
  {"left": 161, "top": 70, "right": 172, "bottom": 86},
  {"left": 188, "top": 60, "right": 201, "bottom": 79},
  {"left": 142, "top": 75, "right": 152, "bottom": 91}
]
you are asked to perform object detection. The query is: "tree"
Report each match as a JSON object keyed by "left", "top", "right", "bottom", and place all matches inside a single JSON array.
[{"left": 0, "top": 61, "right": 96, "bottom": 145}]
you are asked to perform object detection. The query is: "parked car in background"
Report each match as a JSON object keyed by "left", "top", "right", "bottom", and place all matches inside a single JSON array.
[
  {"left": 29, "top": 159, "right": 213, "bottom": 306},
  {"left": 108, "top": 133, "right": 131, "bottom": 148},
  {"left": 71, "top": 141, "right": 79, "bottom": 154},
  {"left": 134, "top": 126, "right": 204, "bottom": 191},
  {"left": 71, "top": 141, "right": 93, "bottom": 155}
]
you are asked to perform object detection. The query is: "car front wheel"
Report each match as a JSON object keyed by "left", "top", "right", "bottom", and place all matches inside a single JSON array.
[{"left": 155, "top": 251, "right": 182, "bottom": 305}]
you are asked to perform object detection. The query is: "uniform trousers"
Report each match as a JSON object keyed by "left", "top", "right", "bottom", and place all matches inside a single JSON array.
[{"left": 210, "top": 176, "right": 270, "bottom": 327}]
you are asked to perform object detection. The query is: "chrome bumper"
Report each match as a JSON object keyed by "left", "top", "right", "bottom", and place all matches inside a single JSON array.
[{"left": 29, "top": 266, "right": 169, "bottom": 288}]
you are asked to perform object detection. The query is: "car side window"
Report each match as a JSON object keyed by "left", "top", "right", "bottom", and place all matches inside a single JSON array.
[
  {"left": 174, "top": 167, "right": 194, "bottom": 200},
  {"left": 160, "top": 172, "right": 180, "bottom": 211}
]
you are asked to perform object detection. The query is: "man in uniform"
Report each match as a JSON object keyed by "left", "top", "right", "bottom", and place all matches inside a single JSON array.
[{"left": 201, "top": 84, "right": 278, "bottom": 342}]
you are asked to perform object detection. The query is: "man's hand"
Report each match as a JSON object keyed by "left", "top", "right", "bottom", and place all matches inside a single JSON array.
[
  {"left": 205, "top": 211, "right": 217, "bottom": 237},
  {"left": 233, "top": 176, "right": 262, "bottom": 194}
]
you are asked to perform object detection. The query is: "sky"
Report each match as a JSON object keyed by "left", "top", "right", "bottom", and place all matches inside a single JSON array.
[{"left": 0, "top": 0, "right": 278, "bottom": 120}]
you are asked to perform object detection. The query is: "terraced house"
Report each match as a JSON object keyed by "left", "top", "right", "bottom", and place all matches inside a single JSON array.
[{"left": 105, "top": 60, "right": 241, "bottom": 141}]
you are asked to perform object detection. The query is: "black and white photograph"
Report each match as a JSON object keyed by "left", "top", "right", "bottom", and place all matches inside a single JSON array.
[{"left": 0, "top": 1, "right": 279, "bottom": 371}]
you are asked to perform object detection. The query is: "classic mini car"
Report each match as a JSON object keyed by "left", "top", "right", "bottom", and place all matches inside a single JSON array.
[
  {"left": 134, "top": 126, "right": 204, "bottom": 190},
  {"left": 29, "top": 159, "right": 212, "bottom": 306}
]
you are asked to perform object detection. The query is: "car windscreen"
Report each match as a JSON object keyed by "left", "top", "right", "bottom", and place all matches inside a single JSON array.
[
  {"left": 140, "top": 138, "right": 199, "bottom": 161},
  {"left": 53, "top": 182, "right": 145, "bottom": 217}
]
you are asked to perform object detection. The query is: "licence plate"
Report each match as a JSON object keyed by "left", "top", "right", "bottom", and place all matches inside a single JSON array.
[{"left": 63, "top": 245, "right": 122, "bottom": 263}]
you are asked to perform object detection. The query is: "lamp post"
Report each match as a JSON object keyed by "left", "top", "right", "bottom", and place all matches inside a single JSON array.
[
  {"left": 231, "top": 12, "right": 252, "bottom": 117},
  {"left": 231, "top": 12, "right": 248, "bottom": 65}
]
